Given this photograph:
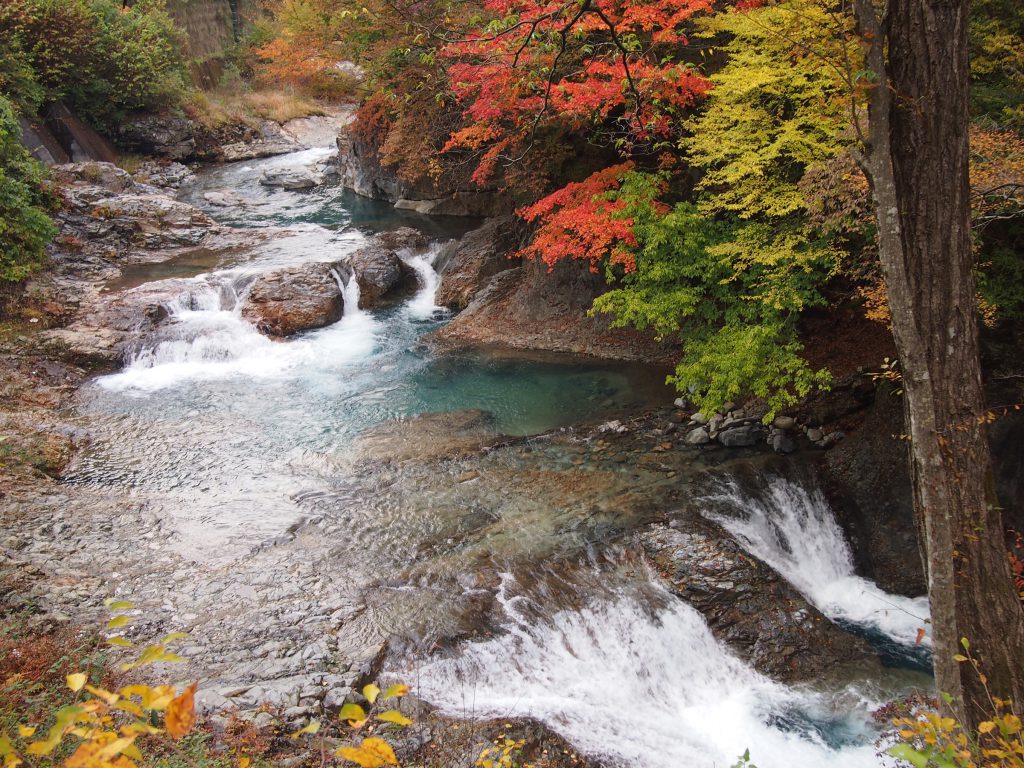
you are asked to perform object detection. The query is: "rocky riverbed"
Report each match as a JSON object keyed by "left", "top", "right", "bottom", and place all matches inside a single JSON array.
[{"left": 2, "top": 121, "right": 998, "bottom": 768}]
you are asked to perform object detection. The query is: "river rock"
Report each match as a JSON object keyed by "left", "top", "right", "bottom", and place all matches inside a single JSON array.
[
  {"left": 685, "top": 427, "right": 711, "bottom": 445},
  {"left": 769, "top": 428, "right": 797, "bottom": 454},
  {"left": 41, "top": 277, "right": 206, "bottom": 364},
  {"left": 241, "top": 264, "right": 345, "bottom": 337},
  {"left": 133, "top": 161, "right": 196, "bottom": 190},
  {"left": 259, "top": 167, "right": 322, "bottom": 190},
  {"left": 203, "top": 189, "right": 250, "bottom": 207},
  {"left": 718, "top": 424, "right": 763, "bottom": 447},
  {"left": 429, "top": 254, "right": 679, "bottom": 363},
  {"left": 342, "top": 243, "right": 417, "bottom": 309},
  {"left": 222, "top": 121, "right": 302, "bottom": 162},
  {"left": 772, "top": 415, "right": 796, "bottom": 430},
  {"left": 639, "top": 520, "right": 872, "bottom": 681},
  {"left": 435, "top": 216, "right": 526, "bottom": 311}
]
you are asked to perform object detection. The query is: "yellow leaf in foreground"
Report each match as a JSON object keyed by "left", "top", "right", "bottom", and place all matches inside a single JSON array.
[
  {"left": 335, "top": 738, "right": 397, "bottom": 767},
  {"left": 67, "top": 673, "right": 87, "bottom": 692},
  {"left": 376, "top": 710, "right": 412, "bottom": 726},
  {"left": 362, "top": 683, "right": 381, "bottom": 704},
  {"left": 165, "top": 683, "right": 197, "bottom": 739},
  {"left": 382, "top": 684, "right": 409, "bottom": 700},
  {"left": 291, "top": 720, "right": 320, "bottom": 739},
  {"left": 339, "top": 703, "right": 368, "bottom": 727}
]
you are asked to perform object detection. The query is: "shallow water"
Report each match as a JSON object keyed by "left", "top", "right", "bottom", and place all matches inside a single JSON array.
[{"left": 65, "top": 145, "right": 932, "bottom": 767}]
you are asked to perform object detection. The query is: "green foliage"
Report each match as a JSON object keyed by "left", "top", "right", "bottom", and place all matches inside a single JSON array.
[
  {"left": 969, "top": 0, "right": 1024, "bottom": 131},
  {"left": 978, "top": 220, "right": 1024, "bottom": 321},
  {"left": 0, "top": 0, "right": 188, "bottom": 128},
  {"left": 592, "top": 176, "right": 831, "bottom": 418},
  {"left": 0, "top": 95, "right": 55, "bottom": 284},
  {"left": 587, "top": 1, "right": 852, "bottom": 416}
]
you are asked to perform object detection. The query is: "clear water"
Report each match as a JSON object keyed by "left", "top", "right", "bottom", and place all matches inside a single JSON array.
[{"left": 64, "top": 144, "right": 930, "bottom": 768}]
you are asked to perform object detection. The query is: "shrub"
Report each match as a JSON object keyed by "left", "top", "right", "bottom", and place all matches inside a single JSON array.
[
  {"left": 0, "top": 95, "right": 55, "bottom": 284},
  {"left": 0, "top": 0, "right": 188, "bottom": 129}
]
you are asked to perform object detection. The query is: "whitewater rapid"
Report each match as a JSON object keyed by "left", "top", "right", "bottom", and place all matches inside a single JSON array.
[
  {"left": 415, "top": 576, "right": 893, "bottom": 768},
  {"left": 97, "top": 246, "right": 448, "bottom": 394},
  {"left": 705, "top": 477, "right": 931, "bottom": 648}
]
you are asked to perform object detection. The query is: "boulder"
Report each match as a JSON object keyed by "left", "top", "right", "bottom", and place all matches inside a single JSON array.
[
  {"left": 429, "top": 255, "right": 679, "bottom": 363},
  {"left": 40, "top": 278, "right": 200, "bottom": 365},
  {"left": 221, "top": 121, "right": 302, "bottom": 162},
  {"left": 769, "top": 429, "right": 797, "bottom": 454},
  {"left": 203, "top": 189, "right": 250, "bottom": 207},
  {"left": 133, "top": 161, "right": 196, "bottom": 190},
  {"left": 435, "top": 216, "right": 526, "bottom": 311},
  {"left": 259, "top": 167, "right": 322, "bottom": 190},
  {"left": 684, "top": 427, "right": 710, "bottom": 446},
  {"left": 343, "top": 244, "right": 417, "bottom": 309},
  {"left": 52, "top": 162, "right": 135, "bottom": 195},
  {"left": 241, "top": 264, "right": 345, "bottom": 337},
  {"left": 640, "top": 520, "right": 872, "bottom": 681},
  {"left": 718, "top": 424, "right": 763, "bottom": 447}
]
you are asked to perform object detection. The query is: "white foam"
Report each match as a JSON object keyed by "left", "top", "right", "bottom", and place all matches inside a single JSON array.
[
  {"left": 416, "top": 578, "right": 885, "bottom": 768},
  {"left": 705, "top": 478, "right": 931, "bottom": 647},
  {"left": 99, "top": 271, "right": 378, "bottom": 393},
  {"left": 401, "top": 243, "right": 448, "bottom": 321}
]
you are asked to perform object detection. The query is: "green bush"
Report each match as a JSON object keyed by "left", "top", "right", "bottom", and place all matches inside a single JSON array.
[
  {"left": 0, "top": 0, "right": 188, "bottom": 128},
  {"left": 0, "top": 95, "right": 56, "bottom": 284}
]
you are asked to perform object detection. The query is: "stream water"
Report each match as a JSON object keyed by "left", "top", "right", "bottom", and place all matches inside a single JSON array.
[{"left": 64, "top": 144, "right": 932, "bottom": 767}]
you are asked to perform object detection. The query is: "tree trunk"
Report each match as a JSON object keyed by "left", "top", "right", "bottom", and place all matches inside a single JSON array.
[{"left": 854, "top": 0, "right": 1024, "bottom": 728}]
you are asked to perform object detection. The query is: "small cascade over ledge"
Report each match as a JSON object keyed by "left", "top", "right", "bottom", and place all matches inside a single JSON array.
[
  {"left": 703, "top": 475, "right": 931, "bottom": 660},
  {"left": 400, "top": 242, "right": 449, "bottom": 321}
]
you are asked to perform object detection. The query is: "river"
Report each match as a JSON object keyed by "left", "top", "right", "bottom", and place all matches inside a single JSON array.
[{"left": 59, "top": 142, "right": 931, "bottom": 768}]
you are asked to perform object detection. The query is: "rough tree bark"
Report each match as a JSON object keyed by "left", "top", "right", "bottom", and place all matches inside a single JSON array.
[{"left": 853, "top": 0, "right": 1024, "bottom": 728}]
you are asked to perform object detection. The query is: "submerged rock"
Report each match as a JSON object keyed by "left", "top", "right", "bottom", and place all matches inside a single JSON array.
[
  {"left": 639, "top": 520, "right": 872, "bottom": 681},
  {"left": 354, "top": 409, "right": 501, "bottom": 463},
  {"left": 241, "top": 264, "right": 345, "bottom": 337}
]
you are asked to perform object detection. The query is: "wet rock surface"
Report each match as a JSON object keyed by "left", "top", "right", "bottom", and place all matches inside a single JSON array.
[
  {"left": 32, "top": 162, "right": 264, "bottom": 364},
  {"left": 430, "top": 256, "right": 679, "bottom": 363},
  {"left": 639, "top": 519, "right": 873, "bottom": 682},
  {"left": 241, "top": 263, "right": 345, "bottom": 337},
  {"left": 336, "top": 228, "right": 426, "bottom": 308},
  {"left": 435, "top": 216, "right": 525, "bottom": 311}
]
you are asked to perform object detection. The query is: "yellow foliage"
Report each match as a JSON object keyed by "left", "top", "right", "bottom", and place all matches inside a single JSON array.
[
  {"left": 164, "top": 683, "right": 197, "bottom": 740},
  {"left": 0, "top": 605, "right": 195, "bottom": 768}
]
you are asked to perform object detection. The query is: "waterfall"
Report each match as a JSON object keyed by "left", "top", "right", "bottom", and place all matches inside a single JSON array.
[
  {"left": 100, "top": 267, "right": 378, "bottom": 393},
  {"left": 400, "top": 243, "right": 448, "bottom": 321},
  {"left": 704, "top": 477, "right": 931, "bottom": 649},
  {"left": 415, "top": 575, "right": 883, "bottom": 768}
]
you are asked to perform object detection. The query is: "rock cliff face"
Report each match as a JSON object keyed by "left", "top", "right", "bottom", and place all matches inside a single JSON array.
[
  {"left": 819, "top": 377, "right": 1024, "bottom": 597},
  {"left": 335, "top": 126, "right": 511, "bottom": 217},
  {"left": 428, "top": 219, "right": 678, "bottom": 363}
]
